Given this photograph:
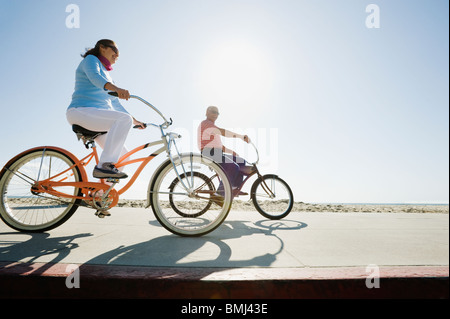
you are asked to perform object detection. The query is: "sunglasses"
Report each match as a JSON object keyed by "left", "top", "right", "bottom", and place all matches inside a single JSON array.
[{"left": 105, "top": 45, "right": 119, "bottom": 55}]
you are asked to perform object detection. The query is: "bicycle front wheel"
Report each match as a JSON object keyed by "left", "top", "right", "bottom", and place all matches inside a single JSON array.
[
  {"left": 0, "top": 148, "right": 82, "bottom": 232},
  {"left": 150, "top": 153, "right": 232, "bottom": 236},
  {"left": 251, "top": 174, "right": 294, "bottom": 220}
]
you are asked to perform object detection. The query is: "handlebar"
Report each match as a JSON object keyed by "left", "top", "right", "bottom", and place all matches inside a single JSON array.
[
  {"left": 109, "top": 92, "right": 260, "bottom": 165},
  {"left": 108, "top": 92, "right": 172, "bottom": 129},
  {"left": 249, "top": 141, "right": 260, "bottom": 166}
]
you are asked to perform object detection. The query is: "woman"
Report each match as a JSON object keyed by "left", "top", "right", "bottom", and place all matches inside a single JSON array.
[{"left": 66, "top": 39, "right": 146, "bottom": 179}]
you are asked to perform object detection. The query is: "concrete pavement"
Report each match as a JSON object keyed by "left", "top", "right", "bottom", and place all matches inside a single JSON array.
[{"left": 0, "top": 207, "right": 448, "bottom": 298}]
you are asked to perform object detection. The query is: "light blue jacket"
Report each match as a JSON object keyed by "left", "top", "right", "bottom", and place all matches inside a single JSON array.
[{"left": 67, "top": 55, "right": 129, "bottom": 114}]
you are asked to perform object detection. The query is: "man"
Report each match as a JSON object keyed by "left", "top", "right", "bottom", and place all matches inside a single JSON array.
[{"left": 197, "top": 106, "right": 251, "bottom": 196}]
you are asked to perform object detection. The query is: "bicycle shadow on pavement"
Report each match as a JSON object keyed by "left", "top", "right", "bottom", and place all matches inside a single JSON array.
[
  {"left": 0, "top": 232, "right": 92, "bottom": 275},
  {"left": 0, "top": 218, "right": 307, "bottom": 277},
  {"left": 82, "top": 219, "right": 307, "bottom": 269}
]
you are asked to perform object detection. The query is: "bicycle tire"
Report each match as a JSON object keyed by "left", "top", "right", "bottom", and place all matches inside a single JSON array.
[
  {"left": 251, "top": 174, "right": 294, "bottom": 220},
  {"left": 149, "top": 153, "right": 232, "bottom": 237},
  {"left": 168, "top": 171, "right": 215, "bottom": 217},
  {"left": 0, "top": 147, "right": 83, "bottom": 232}
]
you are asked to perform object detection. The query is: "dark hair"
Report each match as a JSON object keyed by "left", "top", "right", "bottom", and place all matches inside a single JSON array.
[{"left": 81, "top": 39, "right": 116, "bottom": 58}]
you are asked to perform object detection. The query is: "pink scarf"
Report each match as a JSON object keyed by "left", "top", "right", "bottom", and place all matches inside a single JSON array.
[{"left": 98, "top": 55, "right": 113, "bottom": 71}]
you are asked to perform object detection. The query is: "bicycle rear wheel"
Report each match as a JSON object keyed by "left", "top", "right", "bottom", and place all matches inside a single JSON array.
[
  {"left": 169, "top": 171, "right": 215, "bottom": 217},
  {"left": 150, "top": 153, "right": 232, "bottom": 237},
  {"left": 251, "top": 174, "right": 294, "bottom": 220},
  {"left": 0, "top": 148, "right": 82, "bottom": 232}
]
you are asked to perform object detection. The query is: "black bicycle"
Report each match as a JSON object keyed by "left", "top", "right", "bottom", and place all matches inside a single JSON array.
[{"left": 168, "top": 141, "right": 294, "bottom": 220}]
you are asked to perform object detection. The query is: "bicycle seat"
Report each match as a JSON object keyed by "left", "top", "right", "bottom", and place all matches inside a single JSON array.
[{"left": 72, "top": 125, "right": 107, "bottom": 140}]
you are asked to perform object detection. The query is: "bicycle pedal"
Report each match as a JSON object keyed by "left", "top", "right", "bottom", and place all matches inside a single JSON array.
[{"left": 106, "top": 178, "right": 119, "bottom": 183}]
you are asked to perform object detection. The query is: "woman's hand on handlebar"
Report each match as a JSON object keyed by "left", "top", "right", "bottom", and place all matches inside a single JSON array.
[
  {"left": 104, "top": 82, "right": 130, "bottom": 100},
  {"left": 243, "top": 135, "right": 251, "bottom": 143},
  {"left": 116, "top": 88, "right": 130, "bottom": 100},
  {"left": 133, "top": 118, "right": 147, "bottom": 129}
]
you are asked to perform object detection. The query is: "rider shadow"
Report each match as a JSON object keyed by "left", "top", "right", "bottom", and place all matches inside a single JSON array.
[
  {"left": 0, "top": 232, "right": 92, "bottom": 275},
  {"left": 84, "top": 219, "right": 307, "bottom": 268}
]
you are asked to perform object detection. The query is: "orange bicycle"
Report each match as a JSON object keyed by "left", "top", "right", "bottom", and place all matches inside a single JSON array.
[{"left": 0, "top": 94, "right": 233, "bottom": 236}]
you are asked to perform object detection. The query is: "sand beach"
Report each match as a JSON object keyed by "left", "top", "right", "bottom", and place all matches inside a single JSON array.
[
  {"left": 116, "top": 199, "right": 449, "bottom": 214},
  {"left": 6, "top": 196, "right": 448, "bottom": 214}
]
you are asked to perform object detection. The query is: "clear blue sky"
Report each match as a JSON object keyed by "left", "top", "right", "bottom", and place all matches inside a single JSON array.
[{"left": 0, "top": 0, "right": 448, "bottom": 203}]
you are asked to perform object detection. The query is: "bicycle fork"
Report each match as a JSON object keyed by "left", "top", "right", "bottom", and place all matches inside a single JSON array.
[{"left": 164, "top": 132, "right": 195, "bottom": 194}]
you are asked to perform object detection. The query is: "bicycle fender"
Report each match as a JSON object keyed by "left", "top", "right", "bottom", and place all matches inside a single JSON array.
[{"left": 0, "top": 146, "right": 88, "bottom": 182}]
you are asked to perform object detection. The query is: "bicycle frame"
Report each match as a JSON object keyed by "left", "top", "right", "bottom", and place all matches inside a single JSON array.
[
  {"left": 236, "top": 165, "right": 260, "bottom": 193},
  {"left": 236, "top": 166, "right": 276, "bottom": 200},
  {"left": 32, "top": 139, "right": 163, "bottom": 206}
]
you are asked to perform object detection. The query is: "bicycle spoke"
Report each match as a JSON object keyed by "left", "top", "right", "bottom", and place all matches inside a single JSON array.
[
  {"left": 254, "top": 192, "right": 273, "bottom": 199},
  {"left": 152, "top": 191, "right": 189, "bottom": 196},
  {"left": 5, "top": 167, "right": 36, "bottom": 186}
]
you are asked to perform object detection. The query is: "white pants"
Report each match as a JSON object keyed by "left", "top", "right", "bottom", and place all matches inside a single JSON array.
[{"left": 66, "top": 107, "right": 133, "bottom": 166}]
